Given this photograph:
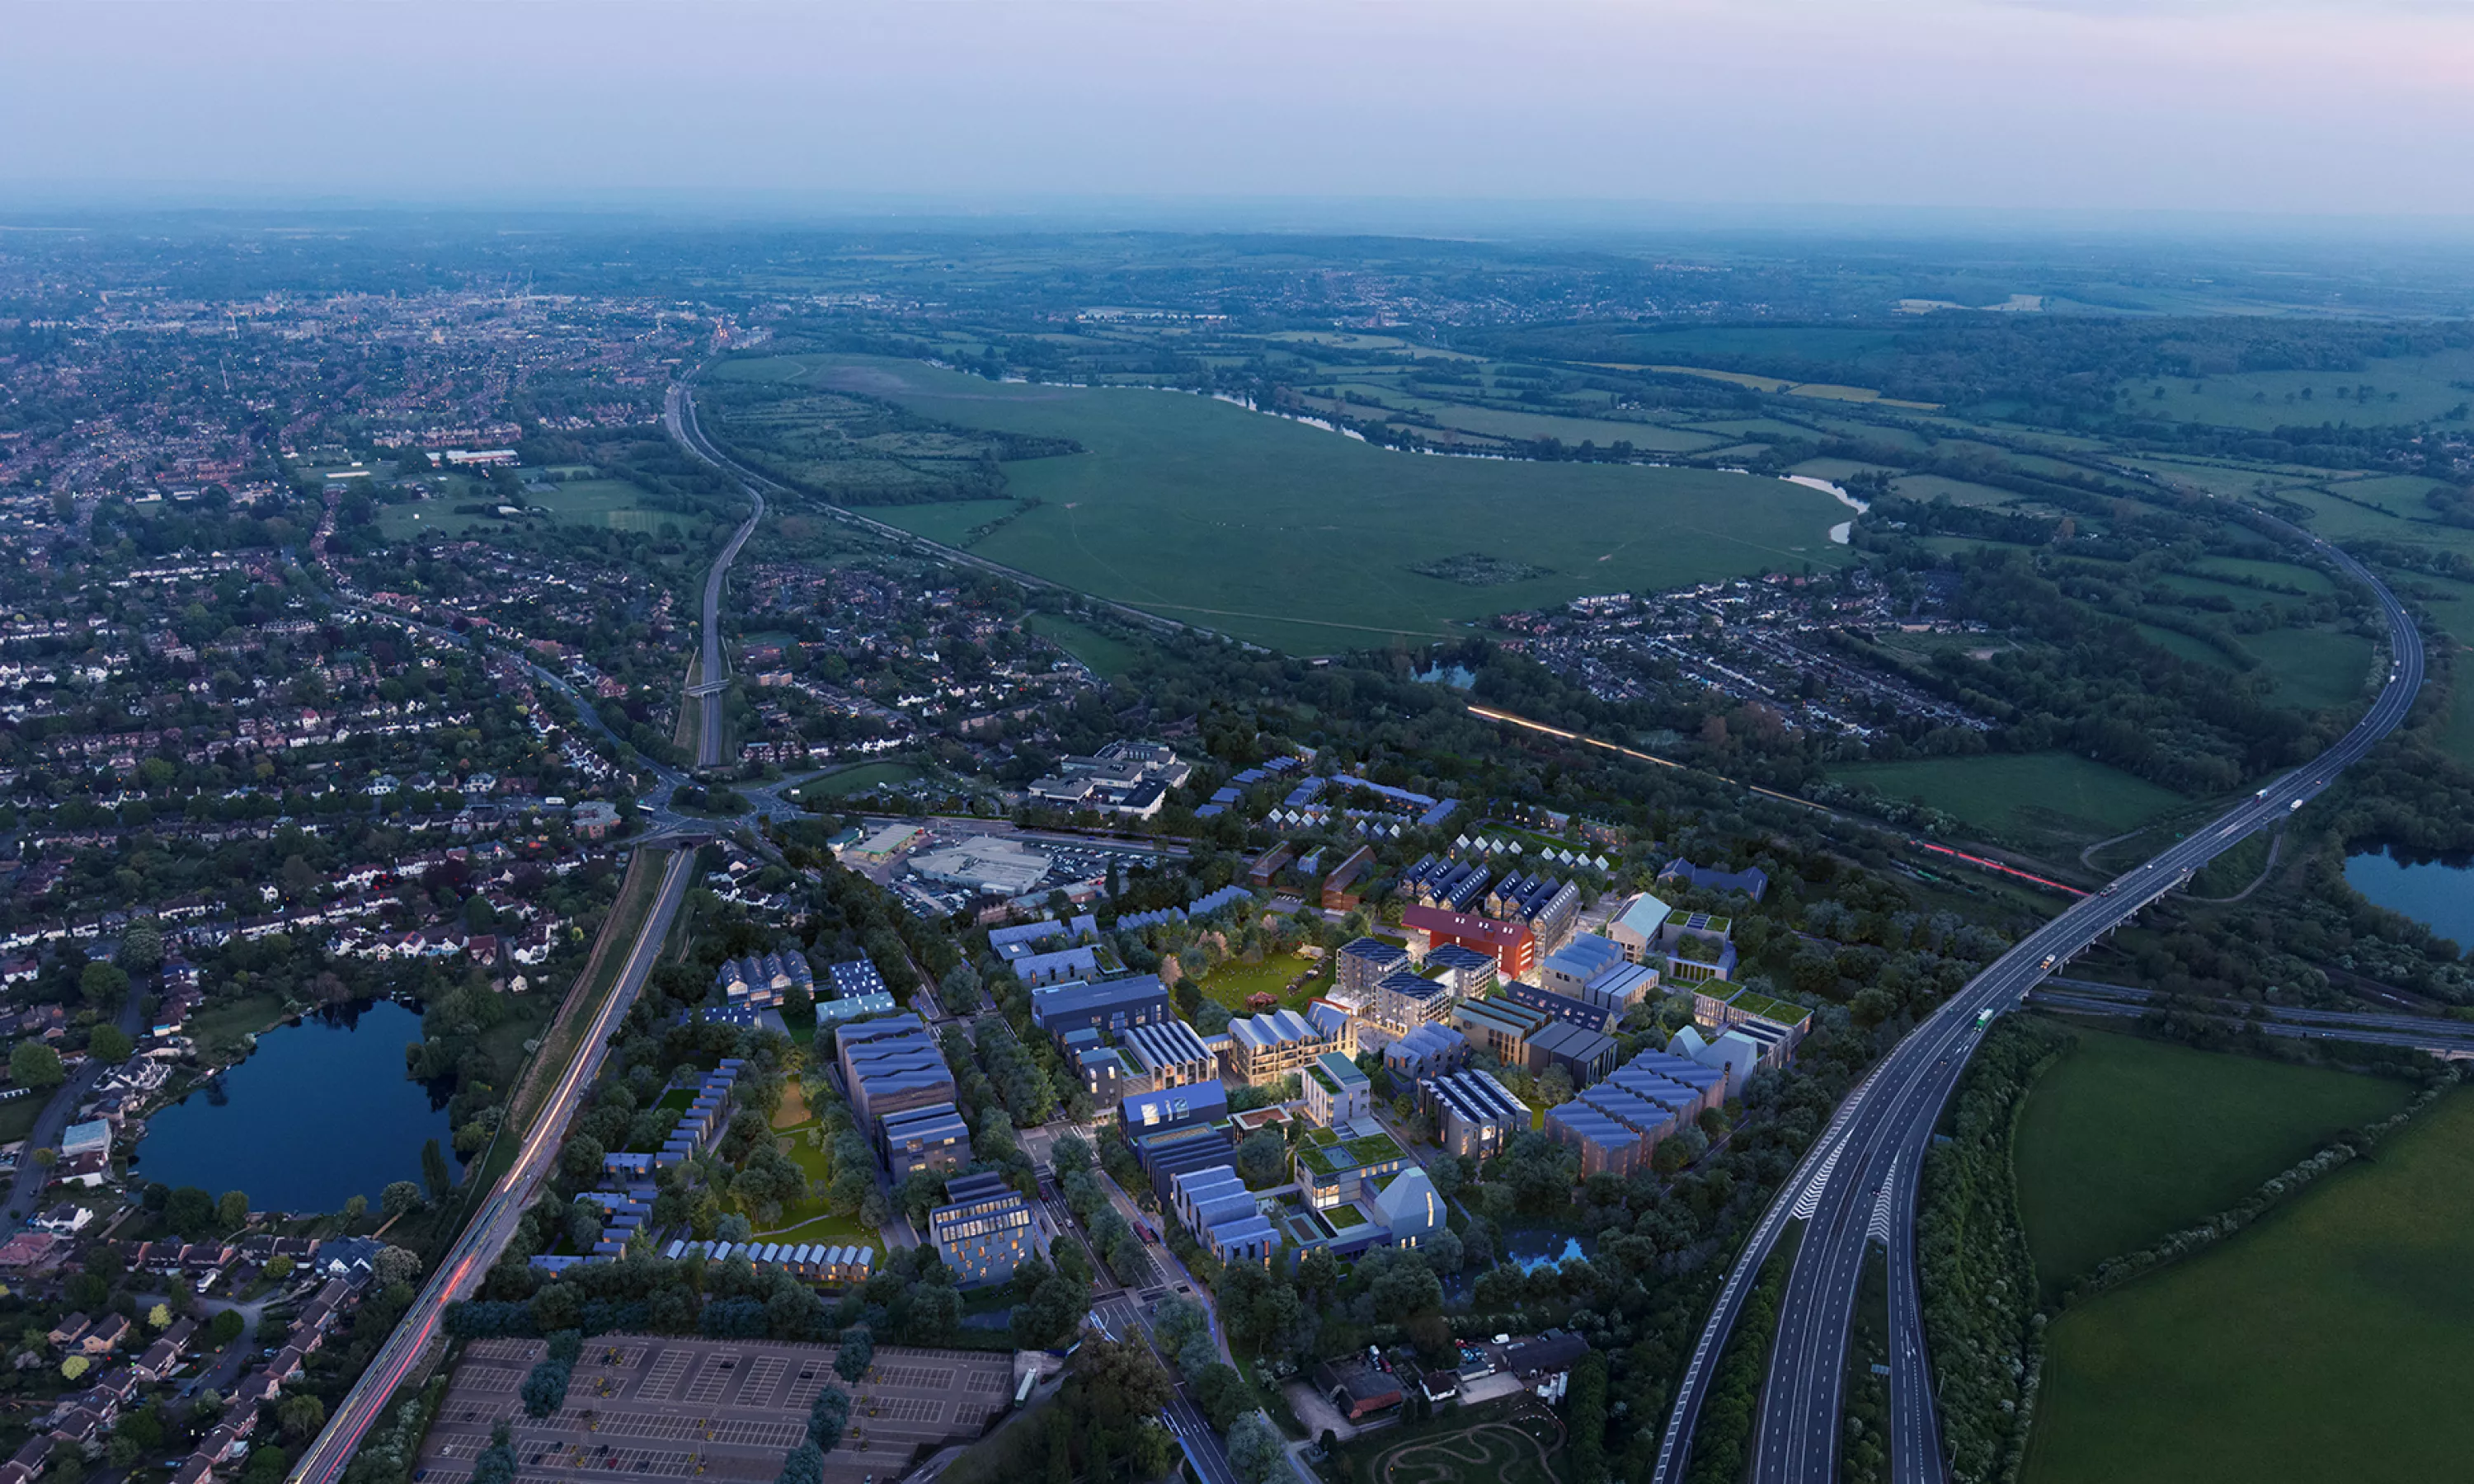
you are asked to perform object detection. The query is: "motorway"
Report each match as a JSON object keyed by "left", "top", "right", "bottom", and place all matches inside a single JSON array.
[
  {"left": 1651, "top": 524, "right": 2428, "bottom": 1484},
  {"left": 666, "top": 381, "right": 764, "bottom": 772},
  {"left": 289, "top": 850, "right": 692, "bottom": 1484},
  {"left": 292, "top": 377, "right": 773, "bottom": 1484}
]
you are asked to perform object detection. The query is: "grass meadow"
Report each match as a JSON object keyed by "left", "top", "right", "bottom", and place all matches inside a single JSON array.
[
  {"left": 708, "top": 355, "right": 1853, "bottom": 655},
  {"left": 379, "top": 477, "right": 676, "bottom": 539},
  {"left": 1024, "top": 613, "right": 1148, "bottom": 679},
  {"left": 2023, "top": 1087, "right": 2474, "bottom": 1484},
  {"left": 1827, "top": 751, "right": 2189, "bottom": 848},
  {"left": 2011, "top": 1022, "right": 2412, "bottom": 1295},
  {"left": 2240, "top": 627, "right": 2378, "bottom": 710}
]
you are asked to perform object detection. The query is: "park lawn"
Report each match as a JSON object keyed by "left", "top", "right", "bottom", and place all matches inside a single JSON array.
[
  {"left": 186, "top": 992, "right": 291, "bottom": 1061},
  {"left": 2239, "top": 627, "right": 2376, "bottom": 710},
  {"left": 757, "top": 1132, "right": 883, "bottom": 1250},
  {"left": 1193, "top": 953, "right": 1332, "bottom": 1016},
  {"left": 1024, "top": 613, "right": 1147, "bottom": 679},
  {"left": 708, "top": 355, "right": 1853, "bottom": 656},
  {"left": 2011, "top": 1022, "right": 2412, "bottom": 1295},
  {"left": 1827, "top": 751, "right": 2188, "bottom": 847},
  {"left": 2023, "top": 1087, "right": 2474, "bottom": 1484}
]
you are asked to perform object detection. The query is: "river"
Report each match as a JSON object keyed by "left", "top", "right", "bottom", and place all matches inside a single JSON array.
[{"left": 133, "top": 999, "right": 461, "bottom": 1214}]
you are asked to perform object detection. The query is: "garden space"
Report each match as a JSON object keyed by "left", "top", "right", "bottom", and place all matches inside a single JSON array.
[
  {"left": 2024, "top": 1088, "right": 2474, "bottom": 1484},
  {"left": 1192, "top": 952, "right": 1331, "bottom": 1016},
  {"left": 2011, "top": 1021, "right": 2412, "bottom": 1295}
]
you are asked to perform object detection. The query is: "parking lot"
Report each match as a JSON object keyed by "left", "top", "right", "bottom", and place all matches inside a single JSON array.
[{"left": 416, "top": 1337, "right": 1019, "bottom": 1484}]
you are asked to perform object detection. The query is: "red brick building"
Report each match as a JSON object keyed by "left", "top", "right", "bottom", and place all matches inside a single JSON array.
[{"left": 1400, "top": 904, "right": 1537, "bottom": 982}]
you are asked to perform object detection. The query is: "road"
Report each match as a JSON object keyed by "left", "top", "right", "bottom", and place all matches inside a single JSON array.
[
  {"left": 2029, "top": 983, "right": 2474, "bottom": 1057},
  {"left": 2, "top": 990, "right": 145, "bottom": 1228},
  {"left": 666, "top": 381, "right": 765, "bottom": 772},
  {"left": 1650, "top": 524, "right": 2426, "bottom": 1484},
  {"left": 288, "top": 848, "right": 690, "bottom": 1484}
]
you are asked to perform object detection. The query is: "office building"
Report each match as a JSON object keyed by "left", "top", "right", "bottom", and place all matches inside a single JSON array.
[
  {"left": 1030, "top": 974, "right": 1172, "bottom": 1039},
  {"left": 1303, "top": 1051, "right": 1371, "bottom": 1126},
  {"left": 929, "top": 1171, "right": 1045, "bottom": 1287},
  {"left": 1421, "top": 1070, "right": 1529, "bottom": 1161}
]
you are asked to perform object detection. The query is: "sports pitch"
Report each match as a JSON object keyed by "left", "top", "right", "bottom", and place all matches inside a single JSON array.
[{"left": 708, "top": 355, "right": 1853, "bottom": 655}]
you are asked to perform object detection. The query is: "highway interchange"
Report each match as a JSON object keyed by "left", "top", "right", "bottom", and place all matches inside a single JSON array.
[{"left": 1652, "top": 523, "right": 2428, "bottom": 1484}]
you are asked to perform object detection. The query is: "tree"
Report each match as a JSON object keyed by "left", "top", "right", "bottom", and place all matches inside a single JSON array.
[
  {"left": 9, "top": 1041, "right": 63, "bottom": 1092},
  {"left": 147, "top": 1303, "right": 172, "bottom": 1331},
  {"left": 520, "top": 1355, "right": 571, "bottom": 1418},
  {"left": 60, "top": 1355, "right": 88, "bottom": 1381},
  {"left": 120, "top": 925, "right": 164, "bottom": 974},
  {"left": 278, "top": 1392, "right": 328, "bottom": 1440},
  {"left": 342, "top": 1193, "right": 369, "bottom": 1223},
  {"left": 1151, "top": 1295, "right": 1213, "bottom": 1374},
  {"left": 218, "top": 1190, "right": 252, "bottom": 1230},
  {"left": 716, "top": 1212, "right": 754, "bottom": 1244},
  {"left": 471, "top": 1425, "right": 518, "bottom": 1484},
  {"left": 1234, "top": 1130, "right": 1287, "bottom": 1187},
  {"left": 265, "top": 1253, "right": 295, "bottom": 1280},
  {"left": 382, "top": 1181, "right": 423, "bottom": 1218},
  {"left": 1226, "top": 1414, "right": 1286, "bottom": 1484},
  {"left": 209, "top": 1308, "right": 247, "bottom": 1346},
  {"left": 166, "top": 1186, "right": 215, "bottom": 1237},
  {"left": 88, "top": 1024, "right": 134, "bottom": 1064},
  {"left": 424, "top": 1138, "right": 457, "bottom": 1200},
  {"left": 372, "top": 1247, "right": 423, "bottom": 1288},
  {"left": 834, "top": 1326, "right": 872, "bottom": 1383},
  {"left": 774, "top": 1441, "right": 825, "bottom": 1484},
  {"left": 806, "top": 1384, "right": 851, "bottom": 1452},
  {"left": 1192, "top": 1363, "right": 1251, "bottom": 1431},
  {"left": 80, "top": 961, "right": 130, "bottom": 1011}
]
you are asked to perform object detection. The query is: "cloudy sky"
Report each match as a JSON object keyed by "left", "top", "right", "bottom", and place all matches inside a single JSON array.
[{"left": 7, "top": 0, "right": 2472, "bottom": 221}]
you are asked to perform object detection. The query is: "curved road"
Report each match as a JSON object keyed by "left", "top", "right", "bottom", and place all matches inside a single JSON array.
[
  {"left": 1651, "top": 524, "right": 2425, "bottom": 1484},
  {"left": 666, "top": 381, "right": 764, "bottom": 772}
]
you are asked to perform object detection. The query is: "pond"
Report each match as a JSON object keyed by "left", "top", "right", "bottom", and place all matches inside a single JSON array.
[
  {"left": 1507, "top": 1234, "right": 1589, "bottom": 1274},
  {"left": 2345, "top": 848, "right": 2474, "bottom": 951},
  {"left": 134, "top": 1000, "right": 462, "bottom": 1214}
]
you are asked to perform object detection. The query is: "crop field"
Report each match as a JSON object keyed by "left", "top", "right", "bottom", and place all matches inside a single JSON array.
[
  {"left": 2012, "top": 1023, "right": 2411, "bottom": 1294},
  {"left": 1827, "top": 751, "right": 2188, "bottom": 848},
  {"left": 2023, "top": 1087, "right": 2474, "bottom": 1484},
  {"left": 708, "top": 355, "right": 1852, "bottom": 655},
  {"left": 2239, "top": 626, "right": 2376, "bottom": 710}
]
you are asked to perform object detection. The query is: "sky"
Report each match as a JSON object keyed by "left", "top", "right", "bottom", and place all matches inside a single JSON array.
[{"left": 8, "top": 0, "right": 2474, "bottom": 223}]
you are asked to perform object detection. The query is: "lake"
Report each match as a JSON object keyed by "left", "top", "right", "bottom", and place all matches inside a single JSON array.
[
  {"left": 134, "top": 999, "right": 462, "bottom": 1213},
  {"left": 2344, "top": 848, "right": 2474, "bottom": 951}
]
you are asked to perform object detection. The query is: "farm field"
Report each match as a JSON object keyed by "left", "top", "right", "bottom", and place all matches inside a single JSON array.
[
  {"left": 2192, "top": 554, "right": 2333, "bottom": 594},
  {"left": 2135, "top": 347, "right": 2474, "bottom": 432},
  {"left": 2022, "top": 1088, "right": 2474, "bottom": 1484},
  {"left": 2240, "top": 626, "right": 2376, "bottom": 710},
  {"left": 2011, "top": 1023, "right": 2412, "bottom": 1294},
  {"left": 867, "top": 497, "right": 1018, "bottom": 548},
  {"left": 1827, "top": 751, "right": 2188, "bottom": 848},
  {"left": 706, "top": 355, "right": 1853, "bottom": 655}
]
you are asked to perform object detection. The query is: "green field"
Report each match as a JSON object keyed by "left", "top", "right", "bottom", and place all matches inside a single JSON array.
[
  {"left": 1889, "top": 473, "right": 2026, "bottom": 507},
  {"left": 2024, "top": 1087, "right": 2474, "bottom": 1484},
  {"left": 795, "top": 761, "right": 924, "bottom": 799},
  {"left": 2191, "top": 555, "right": 2334, "bottom": 594},
  {"left": 380, "top": 477, "right": 679, "bottom": 539},
  {"left": 1025, "top": 613, "right": 1146, "bottom": 679},
  {"left": 707, "top": 355, "right": 1853, "bottom": 655},
  {"left": 2133, "top": 623, "right": 2237, "bottom": 669},
  {"left": 2133, "top": 348, "right": 2474, "bottom": 433},
  {"left": 2012, "top": 1023, "right": 2411, "bottom": 1294},
  {"left": 1828, "top": 751, "right": 2189, "bottom": 846},
  {"left": 2240, "top": 627, "right": 2376, "bottom": 709},
  {"left": 1192, "top": 952, "right": 1331, "bottom": 1016}
]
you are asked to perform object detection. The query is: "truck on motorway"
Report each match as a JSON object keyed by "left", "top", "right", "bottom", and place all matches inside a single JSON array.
[
  {"left": 2289, "top": 799, "right": 2305, "bottom": 812},
  {"left": 1975, "top": 1007, "right": 1994, "bottom": 1029}
]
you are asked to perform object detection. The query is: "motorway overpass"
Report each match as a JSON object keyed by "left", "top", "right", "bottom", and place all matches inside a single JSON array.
[{"left": 1651, "top": 521, "right": 2427, "bottom": 1484}]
